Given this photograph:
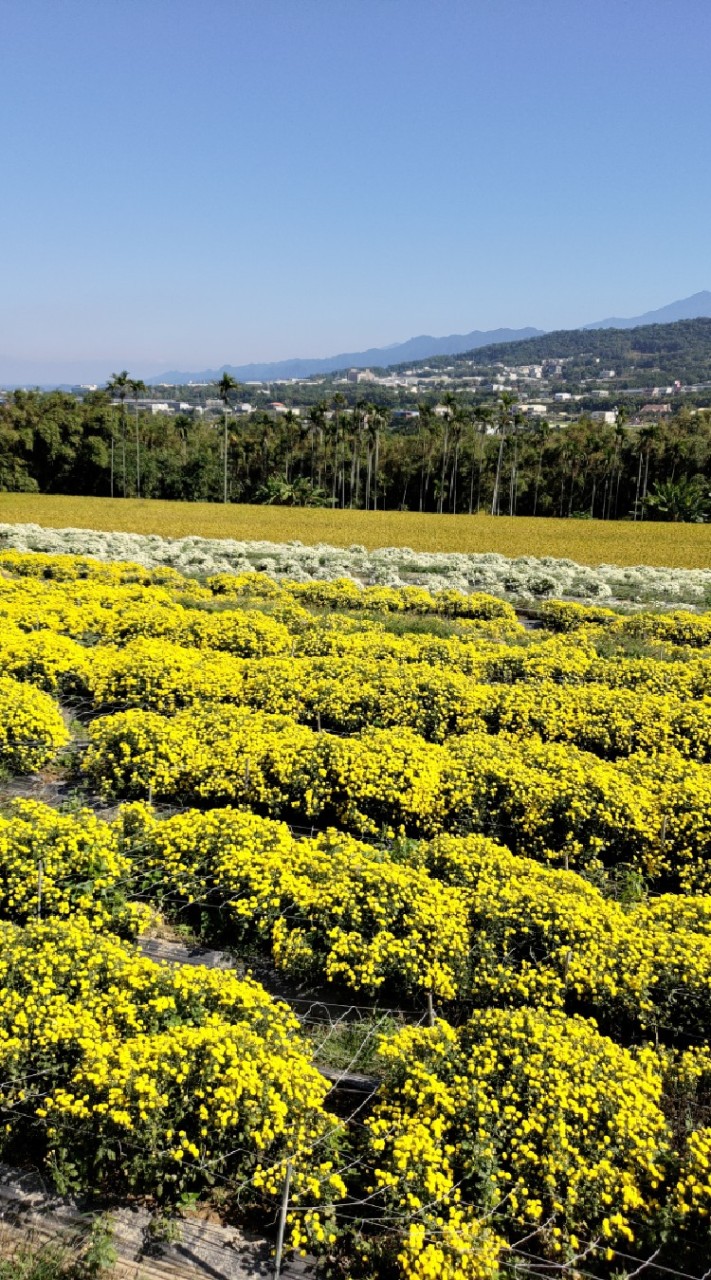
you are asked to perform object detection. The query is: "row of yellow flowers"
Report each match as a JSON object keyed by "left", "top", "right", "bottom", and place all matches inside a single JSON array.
[
  {"left": 0, "top": 550, "right": 517, "bottom": 621},
  {"left": 79, "top": 703, "right": 711, "bottom": 891},
  {"left": 80, "top": 643, "right": 711, "bottom": 758},
  {"left": 6, "top": 547, "right": 711, "bottom": 647},
  {"left": 2, "top": 809, "right": 711, "bottom": 1274},
  {"left": 367, "top": 1007, "right": 711, "bottom": 1277},
  {"left": 0, "top": 674, "right": 68, "bottom": 772},
  {"left": 1, "top": 797, "right": 710, "bottom": 1045},
  {"left": 4, "top": 571, "right": 711, "bottom": 700}
]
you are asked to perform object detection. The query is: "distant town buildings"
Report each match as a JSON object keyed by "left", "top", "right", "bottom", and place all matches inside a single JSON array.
[{"left": 640, "top": 403, "right": 672, "bottom": 417}]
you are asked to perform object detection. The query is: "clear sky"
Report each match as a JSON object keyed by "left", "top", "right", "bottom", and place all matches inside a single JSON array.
[{"left": 1, "top": 0, "right": 710, "bottom": 380}]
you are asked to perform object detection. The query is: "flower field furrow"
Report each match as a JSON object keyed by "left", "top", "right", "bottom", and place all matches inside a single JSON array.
[{"left": 0, "top": 798, "right": 709, "bottom": 1044}]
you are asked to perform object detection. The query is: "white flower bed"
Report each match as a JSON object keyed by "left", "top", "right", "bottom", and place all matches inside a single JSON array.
[{"left": 1, "top": 521, "right": 710, "bottom": 609}]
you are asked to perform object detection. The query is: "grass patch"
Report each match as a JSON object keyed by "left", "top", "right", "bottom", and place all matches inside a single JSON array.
[
  {"left": 307, "top": 1014, "right": 401, "bottom": 1075},
  {"left": 3, "top": 494, "right": 711, "bottom": 568}
]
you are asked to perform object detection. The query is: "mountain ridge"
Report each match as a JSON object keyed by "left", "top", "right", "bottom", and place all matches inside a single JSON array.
[
  {"left": 147, "top": 327, "right": 544, "bottom": 385},
  {"left": 149, "top": 293, "right": 711, "bottom": 385},
  {"left": 583, "top": 290, "right": 711, "bottom": 331},
  {"left": 3, "top": 294, "right": 710, "bottom": 389}
]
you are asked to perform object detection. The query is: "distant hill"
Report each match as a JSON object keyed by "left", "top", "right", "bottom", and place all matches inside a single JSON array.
[
  {"left": 583, "top": 291, "right": 711, "bottom": 330},
  {"left": 397, "top": 318, "right": 711, "bottom": 387},
  {"left": 148, "top": 327, "right": 544, "bottom": 385},
  {"left": 151, "top": 294, "right": 711, "bottom": 385}
]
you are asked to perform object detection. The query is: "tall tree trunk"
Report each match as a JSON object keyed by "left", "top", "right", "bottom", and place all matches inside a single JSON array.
[
  {"left": 438, "top": 424, "right": 449, "bottom": 515},
  {"left": 135, "top": 405, "right": 141, "bottom": 499},
  {"left": 641, "top": 448, "right": 651, "bottom": 518},
  {"left": 223, "top": 415, "right": 229, "bottom": 503},
  {"left": 509, "top": 435, "right": 518, "bottom": 516},
  {"left": 121, "top": 404, "right": 127, "bottom": 496},
  {"left": 567, "top": 466, "right": 576, "bottom": 517},
  {"left": 452, "top": 441, "right": 460, "bottom": 514},
  {"left": 533, "top": 447, "right": 544, "bottom": 516},
  {"left": 491, "top": 427, "right": 506, "bottom": 516},
  {"left": 350, "top": 433, "right": 358, "bottom": 507},
  {"left": 633, "top": 451, "right": 643, "bottom": 520},
  {"left": 365, "top": 447, "right": 372, "bottom": 510},
  {"left": 331, "top": 432, "right": 338, "bottom": 506}
]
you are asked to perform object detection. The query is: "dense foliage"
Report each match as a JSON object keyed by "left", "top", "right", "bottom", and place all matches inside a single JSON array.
[
  {"left": 418, "top": 316, "right": 711, "bottom": 384},
  {"left": 3, "top": 386, "right": 711, "bottom": 521}
]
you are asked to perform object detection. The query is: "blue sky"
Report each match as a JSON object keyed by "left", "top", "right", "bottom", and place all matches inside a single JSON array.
[{"left": 1, "top": 0, "right": 710, "bottom": 379}]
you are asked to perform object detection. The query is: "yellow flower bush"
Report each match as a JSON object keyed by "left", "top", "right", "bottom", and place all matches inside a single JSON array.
[
  {"left": 0, "top": 799, "right": 138, "bottom": 930},
  {"left": 0, "top": 673, "right": 69, "bottom": 773},
  {"left": 118, "top": 803, "right": 468, "bottom": 999},
  {"left": 369, "top": 1009, "right": 670, "bottom": 1258},
  {"left": 107, "top": 804, "right": 711, "bottom": 1038},
  {"left": 2, "top": 550, "right": 711, "bottom": 1275},
  {"left": 0, "top": 623, "right": 91, "bottom": 697},
  {"left": 0, "top": 917, "right": 339, "bottom": 1216}
]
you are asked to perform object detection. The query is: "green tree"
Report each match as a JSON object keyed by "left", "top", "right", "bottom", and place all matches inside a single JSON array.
[
  {"left": 105, "top": 371, "right": 130, "bottom": 496},
  {"left": 217, "top": 373, "right": 240, "bottom": 503},
  {"left": 491, "top": 392, "right": 515, "bottom": 516},
  {"left": 128, "top": 378, "right": 147, "bottom": 498},
  {"left": 645, "top": 477, "right": 709, "bottom": 522}
]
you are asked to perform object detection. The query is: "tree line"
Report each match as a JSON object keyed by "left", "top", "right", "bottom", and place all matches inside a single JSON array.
[{"left": 1, "top": 375, "right": 711, "bottom": 521}]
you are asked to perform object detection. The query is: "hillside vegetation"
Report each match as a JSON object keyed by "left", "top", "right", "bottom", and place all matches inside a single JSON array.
[{"left": 413, "top": 316, "right": 711, "bottom": 383}]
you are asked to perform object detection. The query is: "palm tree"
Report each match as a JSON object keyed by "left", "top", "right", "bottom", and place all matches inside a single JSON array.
[
  {"left": 128, "top": 378, "right": 146, "bottom": 498},
  {"left": 436, "top": 392, "right": 458, "bottom": 515},
  {"left": 308, "top": 401, "right": 328, "bottom": 491},
  {"left": 508, "top": 408, "right": 526, "bottom": 516},
  {"left": 105, "top": 371, "right": 130, "bottom": 496},
  {"left": 416, "top": 403, "right": 437, "bottom": 512},
  {"left": 468, "top": 405, "right": 492, "bottom": 515},
  {"left": 531, "top": 418, "right": 551, "bottom": 516},
  {"left": 491, "top": 392, "right": 515, "bottom": 516},
  {"left": 448, "top": 410, "right": 465, "bottom": 514},
  {"left": 332, "top": 392, "right": 347, "bottom": 507},
  {"left": 610, "top": 405, "right": 628, "bottom": 518},
  {"left": 372, "top": 405, "right": 389, "bottom": 509},
  {"left": 639, "top": 421, "right": 660, "bottom": 519},
  {"left": 363, "top": 405, "right": 378, "bottom": 510},
  {"left": 218, "top": 373, "right": 240, "bottom": 503},
  {"left": 281, "top": 409, "right": 300, "bottom": 482},
  {"left": 349, "top": 402, "right": 365, "bottom": 507}
]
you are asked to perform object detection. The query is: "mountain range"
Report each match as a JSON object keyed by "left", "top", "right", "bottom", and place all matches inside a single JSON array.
[
  {"left": 148, "top": 328, "right": 545, "bottom": 386},
  {"left": 148, "top": 292, "right": 711, "bottom": 385},
  {"left": 582, "top": 291, "right": 711, "bottom": 331},
  {"left": 2, "top": 294, "right": 711, "bottom": 389}
]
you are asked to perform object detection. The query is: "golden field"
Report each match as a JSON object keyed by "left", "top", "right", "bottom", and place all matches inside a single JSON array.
[{"left": 1, "top": 492, "right": 709, "bottom": 567}]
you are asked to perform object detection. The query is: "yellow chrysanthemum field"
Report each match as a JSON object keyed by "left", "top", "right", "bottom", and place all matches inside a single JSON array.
[{"left": 1, "top": 534, "right": 711, "bottom": 1277}]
